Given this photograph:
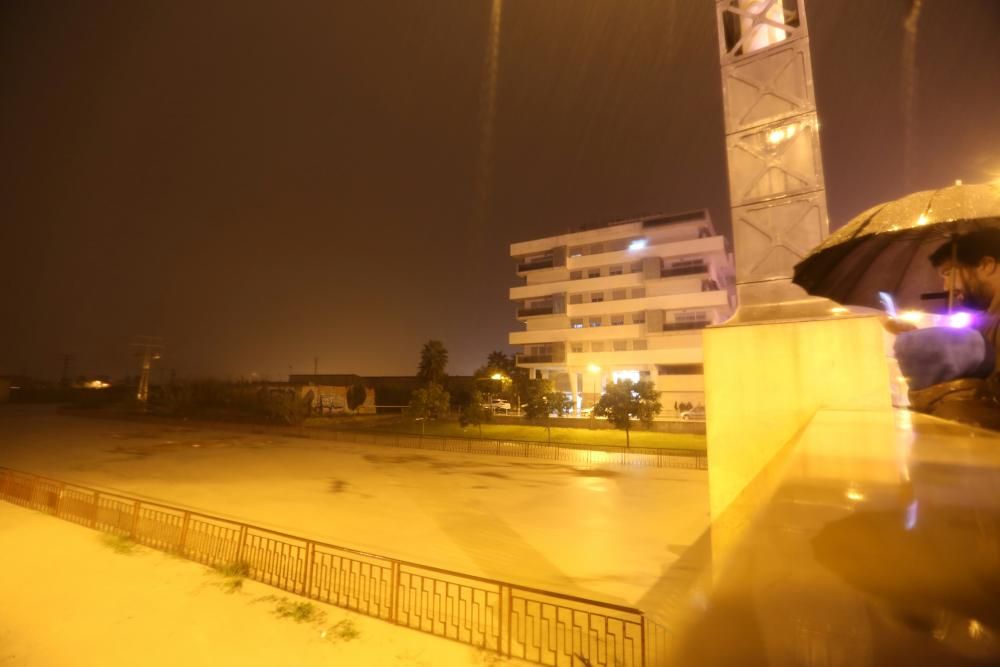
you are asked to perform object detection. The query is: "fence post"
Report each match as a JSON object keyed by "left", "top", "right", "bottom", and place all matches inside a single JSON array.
[
  {"left": 53, "top": 483, "right": 65, "bottom": 517},
  {"left": 389, "top": 560, "right": 401, "bottom": 624},
  {"left": 91, "top": 491, "right": 100, "bottom": 528},
  {"left": 178, "top": 511, "right": 191, "bottom": 554},
  {"left": 502, "top": 584, "right": 512, "bottom": 657},
  {"left": 235, "top": 524, "right": 248, "bottom": 564},
  {"left": 130, "top": 500, "right": 142, "bottom": 539},
  {"left": 302, "top": 541, "right": 315, "bottom": 598}
]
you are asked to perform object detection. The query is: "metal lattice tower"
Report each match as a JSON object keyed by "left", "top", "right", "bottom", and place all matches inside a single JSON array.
[
  {"left": 131, "top": 336, "right": 163, "bottom": 404},
  {"left": 715, "top": 0, "right": 831, "bottom": 322}
]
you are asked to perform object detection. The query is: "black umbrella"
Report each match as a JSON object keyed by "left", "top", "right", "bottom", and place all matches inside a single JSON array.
[{"left": 793, "top": 183, "right": 1000, "bottom": 312}]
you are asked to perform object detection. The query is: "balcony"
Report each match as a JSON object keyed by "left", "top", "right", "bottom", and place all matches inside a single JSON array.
[
  {"left": 663, "top": 321, "right": 710, "bottom": 332},
  {"left": 661, "top": 264, "right": 708, "bottom": 278},
  {"left": 517, "top": 257, "right": 555, "bottom": 272},
  {"left": 516, "top": 352, "right": 566, "bottom": 365},
  {"left": 517, "top": 305, "right": 557, "bottom": 318}
]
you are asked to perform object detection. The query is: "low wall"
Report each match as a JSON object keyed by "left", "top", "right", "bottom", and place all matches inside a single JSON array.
[
  {"left": 489, "top": 414, "right": 706, "bottom": 435},
  {"left": 704, "top": 315, "right": 893, "bottom": 521}
]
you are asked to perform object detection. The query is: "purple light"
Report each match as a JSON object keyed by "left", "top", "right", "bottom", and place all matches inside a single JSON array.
[
  {"left": 947, "top": 311, "right": 973, "bottom": 329},
  {"left": 905, "top": 499, "right": 919, "bottom": 531}
]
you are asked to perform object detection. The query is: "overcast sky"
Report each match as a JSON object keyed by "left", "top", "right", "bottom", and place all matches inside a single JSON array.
[{"left": 2, "top": 1, "right": 998, "bottom": 380}]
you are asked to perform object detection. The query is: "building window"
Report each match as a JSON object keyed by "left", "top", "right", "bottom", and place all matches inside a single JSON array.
[
  {"left": 656, "top": 364, "right": 704, "bottom": 375},
  {"left": 631, "top": 287, "right": 645, "bottom": 299},
  {"left": 591, "top": 342, "right": 604, "bottom": 352},
  {"left": 569, "top": 294, "right": 583, "bottom": 305},
  {"left": 612, "top": 289, "right": 627, "bottom": 300},
  {"left": 609, "top": 265, "right": 623, "bottom": 276},
  {"left": 633, "top": 339, "right": 648, "bottom": 351},
  {"left": 632, "top": 311, "right": 646, "bottom": 324},
  {"left": 571, "top": 319, "right": 584, "bottom": 329},
  {"left": 630, "top": 261, "right": 643, "bottom": 273},
  {"left": 611, "top": 315, "right": 625, "bottom": 326},
  {"left": 570, "top": 247, "right": 584, "bottom": 257},
  {"left": 590, "top": 292, "right": 604, "bottom": 303},
  {"left": 570, "top": 270, "right": 582, "bottom": 280},
  {"left": 589, "top": 317, "right": 602, "bottom": 328},
  {"left": 571, "top": 342, "right": 584, "bottom": 353},
  {"left": 588, "top": 268, "right": 601, "bottom": 279},
  {"left": 589, "top": 243, "right": 604, "bottom": 254},
  {"left": 613, "top": 340, "right": 628, "bottom": 352},
  {"left": 676, "top": 311, "right": 709, "bottom": 322}
]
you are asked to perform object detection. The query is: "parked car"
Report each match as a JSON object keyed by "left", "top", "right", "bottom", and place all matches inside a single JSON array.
[
  {"left": 483, "top": 398, "right": 511, "bottom": 412},
  {"left": 680, "top": 406, "right": 706, "bottom": 420}
]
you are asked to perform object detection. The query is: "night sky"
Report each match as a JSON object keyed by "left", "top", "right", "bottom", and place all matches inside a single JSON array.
[{"left": 2, "top": 1, "right": 998, "bottom": 381}]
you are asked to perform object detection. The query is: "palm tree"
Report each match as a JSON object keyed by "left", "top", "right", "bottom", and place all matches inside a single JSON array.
[{"left": 417, "top": 340, "right": 449, "bottom": 385}]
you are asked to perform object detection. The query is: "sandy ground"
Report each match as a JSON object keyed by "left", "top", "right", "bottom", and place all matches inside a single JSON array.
[
  {"left": 0, "top": 502, "right": 521, "bottom": 667},
  {"left": 0, "top": 405, "right": 709, "bottom": 609}
]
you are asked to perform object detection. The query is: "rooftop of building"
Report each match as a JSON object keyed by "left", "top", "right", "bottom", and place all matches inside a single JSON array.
[{"left": 511, "top": 209, "right": 715, "bottom": 255}]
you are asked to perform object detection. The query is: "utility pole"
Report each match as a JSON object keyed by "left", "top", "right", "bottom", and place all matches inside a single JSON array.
[
  {"left": 130, "top": 336, "right": 164, "bottom": 405},
  {"left": 58, "top": 354, "right": 74, "bottom": 387}
]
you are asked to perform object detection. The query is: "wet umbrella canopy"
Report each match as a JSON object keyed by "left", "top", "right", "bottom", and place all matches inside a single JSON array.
[{"left": 793, "top": 183, "right": 1000, "bottom": 312}]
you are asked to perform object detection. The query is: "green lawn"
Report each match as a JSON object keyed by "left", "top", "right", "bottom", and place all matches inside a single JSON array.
[{"left": 319, "top": 419, "right": 706, "bottom": 452}]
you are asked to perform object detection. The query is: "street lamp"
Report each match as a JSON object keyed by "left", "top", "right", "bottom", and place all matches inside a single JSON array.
[{"left": 586, "top": 364, "right": 601, "bottom": 413}]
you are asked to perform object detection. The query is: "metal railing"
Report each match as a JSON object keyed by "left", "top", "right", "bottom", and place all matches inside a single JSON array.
[
  {"left": 321, "top": 429, "right": 708, "bottom": 470},
  {"left": 0, "top": 466, "right": 671, "bottom": 666}
]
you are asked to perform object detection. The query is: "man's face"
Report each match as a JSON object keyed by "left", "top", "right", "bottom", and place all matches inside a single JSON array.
[{"left": 938, "top": 260, "right": 996, "bottom": 311}]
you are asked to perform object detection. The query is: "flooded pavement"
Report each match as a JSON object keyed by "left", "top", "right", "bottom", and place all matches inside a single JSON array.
[{"left": 0, "top": 406, "right": 708, "bottom": 606}]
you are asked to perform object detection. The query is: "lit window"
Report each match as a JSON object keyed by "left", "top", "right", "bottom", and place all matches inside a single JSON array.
[
  {"left": 628, "top": 239, "right": 648, "bottom": 251},
  {"left": 612, "top": 369, "right": 641, "bottom": 383},
  {"left": 571, "top": 319, "right": 584, "bottom": 329}
]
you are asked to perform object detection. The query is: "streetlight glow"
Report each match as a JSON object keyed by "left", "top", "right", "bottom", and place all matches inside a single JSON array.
[{"left": 586, "top": 364, "right": 601, "bottom": 374}]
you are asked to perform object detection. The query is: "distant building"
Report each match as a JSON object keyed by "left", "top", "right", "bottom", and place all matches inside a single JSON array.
[
  {"left": 288, "top": 374, "right": 476, "bottom": 412},
  {"left": 509, "top": 209, "right": 736, "bottom": 414},
  {"left": 286, "top": 374, "right": 375, "bottom": 414}
]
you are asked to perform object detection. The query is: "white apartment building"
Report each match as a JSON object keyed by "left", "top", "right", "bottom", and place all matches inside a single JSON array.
[{"left": 509, "top": 210, "right": 736, "bottom": 415}]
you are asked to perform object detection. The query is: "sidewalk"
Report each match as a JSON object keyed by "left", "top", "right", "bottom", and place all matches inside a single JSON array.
[{"left": 0, "top": 503, "right": 518, "bottom": 667}]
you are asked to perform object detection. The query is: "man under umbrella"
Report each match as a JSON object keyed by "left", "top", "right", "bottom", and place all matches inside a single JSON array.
[{"left": 893, "top": 229, "right": 1000, "bottom": 427}]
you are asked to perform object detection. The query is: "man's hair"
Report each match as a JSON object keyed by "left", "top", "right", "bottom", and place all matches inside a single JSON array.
[{"left": 929, "top": 227, "right": 1000, "bottom": 268}]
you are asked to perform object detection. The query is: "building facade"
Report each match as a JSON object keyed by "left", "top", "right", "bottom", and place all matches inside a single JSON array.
[{"left": 509, "top": 210, "right": 736, "bottom": 414}]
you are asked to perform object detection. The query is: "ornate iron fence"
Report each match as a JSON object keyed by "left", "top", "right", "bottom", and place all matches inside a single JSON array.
[
  {"left": 323, "top": 429, "right": 708, "bottom": 471},
  {"left": 0, "top": 466, "right": 673, "bottom": 666}
]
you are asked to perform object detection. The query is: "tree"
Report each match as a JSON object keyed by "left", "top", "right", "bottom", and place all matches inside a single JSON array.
[
  {"left": 417, "top": 340, "right": 449, "bottom": 385},
  {"left": 594, "top": 380, "right": 662, "bottom": 448},
  {"left": 459, "top": 389, "right": 492, "bottom": 439},
  {"left": 346, "top": 383, "right": 367, "bottom": 413},
  {"left": 522, "top": 379, "right": 573, "bottom": 443},
  {"left": 406, "top": 382, "right": 450, "bottom": 435},
  {"left": 474, "top": 350, "right": 528, "bottom": 412}
]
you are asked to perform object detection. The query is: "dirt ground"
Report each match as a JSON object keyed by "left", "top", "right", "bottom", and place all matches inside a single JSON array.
[{"left": 0, "top": 501, "right": 522, "bottom": 666}]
